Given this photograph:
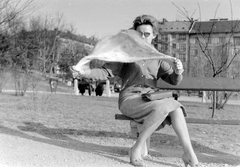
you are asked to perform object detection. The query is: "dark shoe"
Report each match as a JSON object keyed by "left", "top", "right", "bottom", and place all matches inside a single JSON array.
[{"left": 129, "top": 148, "right": 145, "bottom": 167}]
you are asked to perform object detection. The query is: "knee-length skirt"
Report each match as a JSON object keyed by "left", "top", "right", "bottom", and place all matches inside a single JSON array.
[{"left": 119, "top": 93, "right": 186, "bottom": 131}]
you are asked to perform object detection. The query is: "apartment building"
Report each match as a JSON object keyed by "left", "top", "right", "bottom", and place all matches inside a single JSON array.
[
  {"left": 158, "top": 20, "right": 192, "bottom": 73},
  {"left": 189, "top": 19, "right": 240, "bottom": 77},
  {"left": 158, "top": 19, "right": 240, "bottom": 78}
]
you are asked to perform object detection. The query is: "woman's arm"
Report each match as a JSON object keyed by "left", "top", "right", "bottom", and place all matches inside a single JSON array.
[
  {"left": 83, "top": 62, "right": 123, "bottom": 81},
  {"left": 161, "top": 71, "right": 183, "bottom": 85},
  {"left": 157, "top": 60, "right": 183, "bottom": 85}
]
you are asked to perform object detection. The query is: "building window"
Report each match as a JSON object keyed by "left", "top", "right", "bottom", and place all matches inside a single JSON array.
[
  {"left": 194, "top": 37, "right": 199, "bottom": 43},
  {"left": 190, "top": 38, "right": 195, "bottom": 44},
  {"left": 232, "top": 48, "right": 240, "bottom": 56},
  {"left": 172, "top": 34, "right": 176, "bottom": 39},
  {"left": 179, "top": 53, "right": 186, "bottom": 62},
  {"left": 161, "top": 34, "right": 168, "bottom": 42},
  {"left": 219, "top": 37, "right": 226, "bottom": 44},
  {"left": 160, "top": 44, "right": 168, "bottom": 53},
  {"left": 172, "top": 43, "right": 177, "bottom": 49},
  {"left": 178, "top": 34, "right": 186, "bottom": 41},
  {"left": 190, "top": 49, "right": 198, "bottom": 57},
  {"left": 179, "top": 43, "right": 186, "bottom": 51},
  {"left": 233, "top": 37, "right": 240, "bottom": 45},
  {"left": 206, "top": 49, "right": 212, "bottom": 55},
  {"left": 207, "top": 37, "right": 212, "bottom": 44}
]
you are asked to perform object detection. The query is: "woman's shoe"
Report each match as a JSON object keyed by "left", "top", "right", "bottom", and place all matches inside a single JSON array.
[
  {"left": 182, "top": 153, "right": 199, "bottom": 167},
  {"left": 130, "top": 158, "right": 145, "bottom": 167},
  {"left": 129, "top": 148, "right": 145, "bottom": 167}
]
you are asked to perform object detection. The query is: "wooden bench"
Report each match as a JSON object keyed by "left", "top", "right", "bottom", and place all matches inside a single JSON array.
[{"left": 115, "top": 77, "right": 240, "bottom": 155}]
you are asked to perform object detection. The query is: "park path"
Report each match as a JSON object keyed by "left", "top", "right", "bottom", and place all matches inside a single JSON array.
[{"left": 0, "top": 133, "right": 184, "bottom": 167}]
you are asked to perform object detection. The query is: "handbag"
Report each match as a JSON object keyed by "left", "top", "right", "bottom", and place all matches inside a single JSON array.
[{"left": 141, "top": 90, "right": 176, "bottom": 101}]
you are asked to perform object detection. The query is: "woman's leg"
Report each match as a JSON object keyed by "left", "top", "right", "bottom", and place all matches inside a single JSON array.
[
  {"left": 131, "top": 114, "right": 167, "bottom": 160},
  {"left": 169, "top": 108, "right": 199, "bottom": 165}
]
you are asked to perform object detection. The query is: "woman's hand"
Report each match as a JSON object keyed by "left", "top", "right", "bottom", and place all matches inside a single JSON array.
[{"left": 173, "top": 58, "right": 184, "bottom": 75}]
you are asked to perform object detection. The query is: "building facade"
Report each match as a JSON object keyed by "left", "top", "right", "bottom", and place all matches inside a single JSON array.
[
  {"left": 157, "top": 19, "right": 240, "bottom": 78},
  {"left": 189, "top": 19, "right": 240, "bottom": 78},
  {"left": 158, "top": 20, "right": 192, "bottom": 74}
]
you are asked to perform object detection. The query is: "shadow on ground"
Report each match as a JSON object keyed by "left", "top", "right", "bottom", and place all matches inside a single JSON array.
[
  {"left": 150, "top": 133, "right": 240, "bottom": 165},
  {"left": 1, "top": 121, "right": 240, "bottom": 166}
]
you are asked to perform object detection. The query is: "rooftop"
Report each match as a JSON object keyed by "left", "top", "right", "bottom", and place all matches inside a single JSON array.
[
  {"left": 190, "top": 20, "right": 240, "bottom": 34},
  {"left": 159, "top": 21, "right": 192, "bottom": 33}
]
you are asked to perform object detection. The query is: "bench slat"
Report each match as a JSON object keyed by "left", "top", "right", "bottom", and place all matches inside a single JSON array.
[
  {"left": 157, "top": 77, "right": 240, "bottom": 91},
  {"left": 115, "top": 114, "right": 240, "bottom": 125}
]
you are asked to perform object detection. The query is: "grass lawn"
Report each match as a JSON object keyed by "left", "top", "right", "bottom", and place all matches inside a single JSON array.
[{"left": 0, "top": 71, "right": 240, "bottom": 166}]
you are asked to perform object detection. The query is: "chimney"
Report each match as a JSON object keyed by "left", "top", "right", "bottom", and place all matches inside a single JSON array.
[
  {"left": 209, "top": 19, "right": 218, "bottom": 21},
  {"left": 220, "top": 18, "right": 228, "bottom": 21},
  {"left": 162, "top": 18, "right": 168, "bottom": 23}
]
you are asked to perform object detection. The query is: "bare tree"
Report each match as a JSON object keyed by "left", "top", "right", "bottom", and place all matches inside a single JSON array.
[
  {"left": 28, "top": 13, "right": 67, "bottom": 77},
  {"left": 0, "top": 0, "right": 35, "bottom": 65},
  {"left": 57, "top": 37, "right": 93, "bottom": 80},
  {"left": 0, "top": 0, "right": 35, "bottom": 94},
  {"left": 192, "top": 20, "right": 240, "bottom": 109},
  {"left": 0, "top": 0, "right": 35, "bottom": 32},
  {"left": 173, "top": 2, "right": 240, "bottom": 112}
]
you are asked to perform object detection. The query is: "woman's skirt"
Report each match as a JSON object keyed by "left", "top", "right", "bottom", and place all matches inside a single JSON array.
[{"left": 119, "top": 93, "right": 186, "bottom": 132}]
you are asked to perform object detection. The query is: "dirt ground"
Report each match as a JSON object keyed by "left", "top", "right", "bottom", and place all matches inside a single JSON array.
[{"left": 0, "top": 91, "right": 240, "bottom": 167}]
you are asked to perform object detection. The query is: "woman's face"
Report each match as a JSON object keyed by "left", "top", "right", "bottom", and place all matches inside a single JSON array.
[{"left": 136, "top": 24, "right": 156, "bottom": 44}]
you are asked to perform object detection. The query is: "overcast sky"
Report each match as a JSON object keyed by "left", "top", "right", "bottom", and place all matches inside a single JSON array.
[{"left": 30, "top": 0, "right": 240, "bottom": 38}]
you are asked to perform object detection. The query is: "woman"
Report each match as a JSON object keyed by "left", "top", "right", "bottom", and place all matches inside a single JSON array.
[{"left": 71, "top": 15, "right": 199, "bottom": 167}]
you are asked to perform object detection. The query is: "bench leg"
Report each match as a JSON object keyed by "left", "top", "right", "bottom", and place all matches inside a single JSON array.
[
  {"left": 130, "top": 121, "right": 139, "bottom": 139},
  {"left": 130, "top": 121, "right": 150, "bottom": 156}
]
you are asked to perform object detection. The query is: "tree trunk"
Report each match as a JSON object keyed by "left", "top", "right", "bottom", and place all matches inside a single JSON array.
[{"left": 211, "top": 91, "right": 216, "bottom": 118}]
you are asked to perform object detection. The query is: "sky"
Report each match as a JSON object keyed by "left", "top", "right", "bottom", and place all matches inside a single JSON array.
[{"left": 29, "top": 0, "right": 240, "bottom": 38}]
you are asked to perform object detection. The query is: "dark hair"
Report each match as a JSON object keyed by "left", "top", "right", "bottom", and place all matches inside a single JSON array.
[{"left": 133, "top": 15, "right": 159, "bottom": 35}]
